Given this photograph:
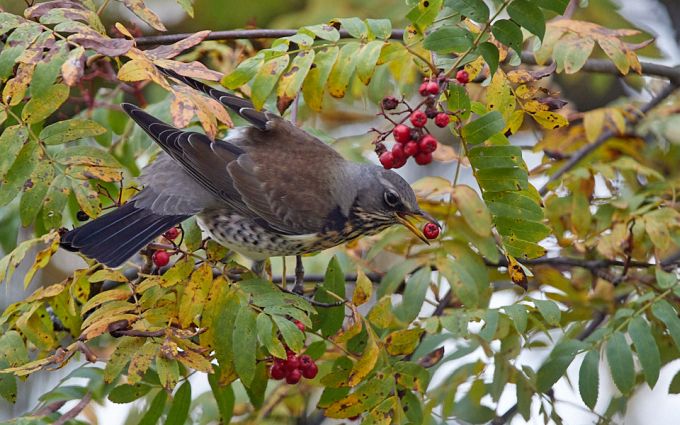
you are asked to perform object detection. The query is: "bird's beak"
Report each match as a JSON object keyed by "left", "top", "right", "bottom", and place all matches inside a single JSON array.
[{"left": 396, "top": 210, "right": 440, "bottom": 244}]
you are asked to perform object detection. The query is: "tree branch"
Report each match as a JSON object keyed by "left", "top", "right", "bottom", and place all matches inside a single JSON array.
[
  {"left": 52, "top": 393, "right": 92, "bottom": 425},
  {"left": 135, "top": 29, "right": 406, "bottom": 46},
  {"left": 519, "top": 52, "right": 680, "bottom": 85},
  {"left": 538, "top": 83, "right": 679, "bottom": 195}
]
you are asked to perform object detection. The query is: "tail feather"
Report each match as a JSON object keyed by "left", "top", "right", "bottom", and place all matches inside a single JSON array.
[{"left": 61, "top": 201, "right": 188, "bottom": 268}]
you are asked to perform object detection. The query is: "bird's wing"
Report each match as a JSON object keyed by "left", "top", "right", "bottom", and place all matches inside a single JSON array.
[
  {"left": 124, "top": 103, "right": 350, "bottom": 235},
  {"left": 227, "top": 118, "right": 352, "bottom": 234},
  {"left": 158, "top": 66, "right": 273, "bottom": 130}
]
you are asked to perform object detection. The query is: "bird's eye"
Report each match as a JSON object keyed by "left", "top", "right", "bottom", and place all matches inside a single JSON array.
[{"left": 384, "top": 190, "right": 400, "bottom": 208}]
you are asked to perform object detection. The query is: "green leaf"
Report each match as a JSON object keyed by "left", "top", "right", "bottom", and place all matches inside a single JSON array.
[
  {"left": 478, "top": 42, "right": 499, "bottom": 76},
  {"left": 301, "top": 45, "right": 339, "bottom": 111},
  {"left": 0, "top": 138, "right": 38, "bottom": 207},
  {"left": 454, "top": 380, "right": 495, "bottom": 423},
  {"left": 394, "top": 267, "right": 431, "bottom": 323},
  {"left": 0, "top": 126, "right": 28, "bottom": 179},
  {"left": 423, "top": 27, "right": 473, "bottom": 53},
  {"left": 138, "top": 390, "right": 167, "bottom": 425},
  {"left": 492, "top": 19, "right": 524, "bottom": 54},
  {"left": 479, "top": 309, "right": 499, "bottom": 341},
  {"left": 232, "top": 303, "right": 257, "bottom": 387},
  {"left": 53, "top": 146, "right": 119, "bottom": 167},
  {"left": 503, "top": 304, "right": 527, "bottom": 333},
  {"left": 19, "top": 162, "right": 54, "bottom": 227},
  {"left": 244, "top": 362, "right": 268, "bottom": 409},
  {"left": 508, "top": 0, "right": 545, "bottom": 40},
  {"left": 21, "top": 83, "right": 69, "bottom": 124},
  {"left": 301, "top": 24, "right": 340, "bottom": 42},
  {"left": 655, "top": 268, "right": 677, "bottom": 289},
  {"left": 164, "top": 381, "right": 191, "bottom": 425},
  {"left": 378, "top": 258, "right": 421, "bottom": 297},
  {"left": 452, "top": 185, "right": 493, "bottom": 237},
  {"left": 535, "top": 0, "right": 569, "bottom": 14},
  {"left": 579, "top": 350, "right": 599, "bottom": 410},
  {"left": 272, "top": 314, "right": 305, "bottom": 353},
  {"left": 447, "top": 83, "right": 471, "bottom": 119},
  {"left": 670, "top": 370, "right": 680, "bottom": 394},
  {"left": 208, "top": 369, "right": 234, "bottom": 423},
  {"left": 71, "top": 180, "right": 101, "bottom": 219},
  {"left": 213, "top": 290, "right": 240, "bottom": 381},
  {"left": 537, "top": 353, "right": 574, "bottom": 392},
  {"left": 30, "top": 41, "right": 68, "bottom": 95},
  {"left": 628, "top": 316, "right": 660, "bottom": 387},
  {"left": 40, "top": 119, "right": 107, "bottom": 145},
  {"left": 313, "top": 256, "right": 346, "bottom": 336},
  {"left": 276, "top": 50, "right": 315, "bottom": 114},
  {"left": 462, "top": 111, "right": 505, "bottom": 145},
  {"left": 533, "top": 299, "right": 561, "bottom": 326},
  {"left": 250, "top": 53, "right": 289, "bottom": 110},
  {"left": 356, "top": 40, "right": 385, "bottom": 85},
  {"left": 445, "top": 0, "right": 490, "bottom": 22},
  {"left": 366, "top": 19, "right": 392, "bottom": 39},
  {"left": 326, "top": 42, "right": 361, "bottom": 98},
  {"left": 108, "top": 383, "right": 152, "bottom": 404},
  {"left": 256, "top": 314, "right": 286, "bottom": 358},
  {"left": 325, "top": 376, "right": 392, "bottom": 418},
  {"left": 221, "top": 53, "right": 264, "bottom": 89},
  {"left": 42, "top": 174, "right": 70, "bottom": 229},
  {"left": 336, "top": 17, "right": 368, "bottom": 39},
  {"left": 652, "top": 300, "right": 680, "bottom": 351},
  {"left": 607, "top": 331, "right": 635, "bottom": 394}
]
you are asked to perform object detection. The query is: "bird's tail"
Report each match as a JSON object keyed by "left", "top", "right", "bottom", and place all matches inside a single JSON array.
[{"left": 60, "top": 199, "right": 188, "bottom": 268}]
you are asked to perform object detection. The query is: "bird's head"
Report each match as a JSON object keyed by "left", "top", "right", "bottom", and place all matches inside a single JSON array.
[{"left": 353, "top": 165, "right": 440, "bottom": 243}]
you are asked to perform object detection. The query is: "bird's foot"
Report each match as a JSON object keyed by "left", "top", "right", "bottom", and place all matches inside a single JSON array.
[{"left": 292, "top": 255, "right": 305, "bottom": 295}]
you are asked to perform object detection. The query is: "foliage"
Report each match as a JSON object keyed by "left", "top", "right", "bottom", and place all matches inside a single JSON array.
[{"left": 1, "top": 0, "right": 680, "bottom": 424}]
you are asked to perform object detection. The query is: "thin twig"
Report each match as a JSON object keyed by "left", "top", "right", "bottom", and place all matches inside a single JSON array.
[
  {"left": 52, "top": 393, "right": 92, "bottom": 425},
  {"left": 538, "top": 83, "right": 679, "bottom": 195}
]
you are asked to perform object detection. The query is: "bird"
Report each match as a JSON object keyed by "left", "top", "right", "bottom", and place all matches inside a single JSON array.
[{"left": 60, "top": 67, "right": 438, "bottom": 290}]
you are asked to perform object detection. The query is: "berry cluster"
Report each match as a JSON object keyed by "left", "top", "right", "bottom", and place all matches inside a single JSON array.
[
  {"left": 151, "top": 227, "right": 181, "bottom": 267},
  {"left": 374, "top": 70, "right": 471, "bottom": 170},
  {"left": 270, "top": 351, "right": 319, "bottom": 384}
]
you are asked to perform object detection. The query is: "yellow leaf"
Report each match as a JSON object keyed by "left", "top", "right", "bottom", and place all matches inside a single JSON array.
[
  {"left": 385, "top": 328, "right": 424, "bottom": 356},
  {"left": 118, "top": 59, "right": 155, "bottom": 82},
  {"left": 347, "top": 327, "right": 379, "bottom": 386},
  {"left": 23, "top": 230, "right": 60, "bottom": 289},
  {"left": 531, "top": 110, "right": 568, "bottom": 130},
  {"left": 486, "top": 72, "right": 516, "bottom": 125},
  {"left": 352, "top": 269, "right": 372, "bottom": 306},
  {"left": 506, "top": 255, "right": 528, "bottom": 290},
  {"left": 464, "top": 56, "right": 485, "bottom": 80}
]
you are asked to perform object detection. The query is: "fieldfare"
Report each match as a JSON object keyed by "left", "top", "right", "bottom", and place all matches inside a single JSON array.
[{"left": 61, "top": 68, "right": 438, "bottom": 287}]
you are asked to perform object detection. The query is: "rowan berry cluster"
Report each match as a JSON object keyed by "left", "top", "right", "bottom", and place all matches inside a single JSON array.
[
  {"left": 269, "top": 320, "right": 319, "bottom": 384},
  {"left": 374, "top": 70, "right": 471, "bottom": 170}
]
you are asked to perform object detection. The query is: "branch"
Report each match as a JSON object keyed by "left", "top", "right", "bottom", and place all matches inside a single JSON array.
[
  {"left": 519, "top": 52, "right": 680, "bottom": 85},
  {"left": 52, "top": 393, "right": 92, "bottom": 425},
  {"left": 135, "top": 29, "right": 406, "bottom": 46},
  {"left": 538, "top": 83, "right": 679, "bottom": 195}
]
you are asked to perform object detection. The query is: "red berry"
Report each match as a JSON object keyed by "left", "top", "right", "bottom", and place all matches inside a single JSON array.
[
  {"left": 285, "top": 354, "right": 300, "bottom": 371},
  {"left": 301, "top": 362, "right": 318, "bottom": 379},
  {"left": 415, "top": 151, "right": 433, "bottom": 165},
  {"left": 270, "top": 362, "right": 286, "bottom": 380},
  {"left": 456, "top": 69, "right": 469, "bottom": 84},
  {"left": 294, "top": 320, "right": 305, "bottom": 331},
  {"left": 152, "top": 250, "right": 170, "bottom": 267},
  {"left": 392, "top": 154, "right": 407, "bottom": 169},
  {"left": 379, "top": 151, "right": 394, "bottom": 169},
  {"left": 286, "top": 368, "right": 302, "bottom": 384},
  {"left": 392, "top": 124, "right": 411, "bottom": 143},
  {"left": 418, "top": 82, "right": 429, "bottom": 96},
  {"left": 299, "top": 355, "right": 313, "bottom": 369},
  {"left": 404, "top": 141, "right": 419, "bottom": 157},
  {"left": 434, "top": 113, "right": 450, "bottom": 128},
  {"left": 425, "top": 81, "right": 439, "bottom": 95},
  {"left": 423, "top": 222, "right": 440, "bottom": 239},
  {"left": 410, "top": 110, "right": 428, "bottom": 128},
  {"left": 419, "top": 135, "right": 438, "bottom": 153},
  {"left": 392, "top": 143, "right": 406, "bottom": 161},
  {"left": 163, "top": 227, "right": 180, "bottom": 240}
]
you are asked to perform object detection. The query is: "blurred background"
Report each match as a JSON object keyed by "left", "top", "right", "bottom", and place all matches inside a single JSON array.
[{"left": 0, "top": 0, "right": 679, "bottom": 423}]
